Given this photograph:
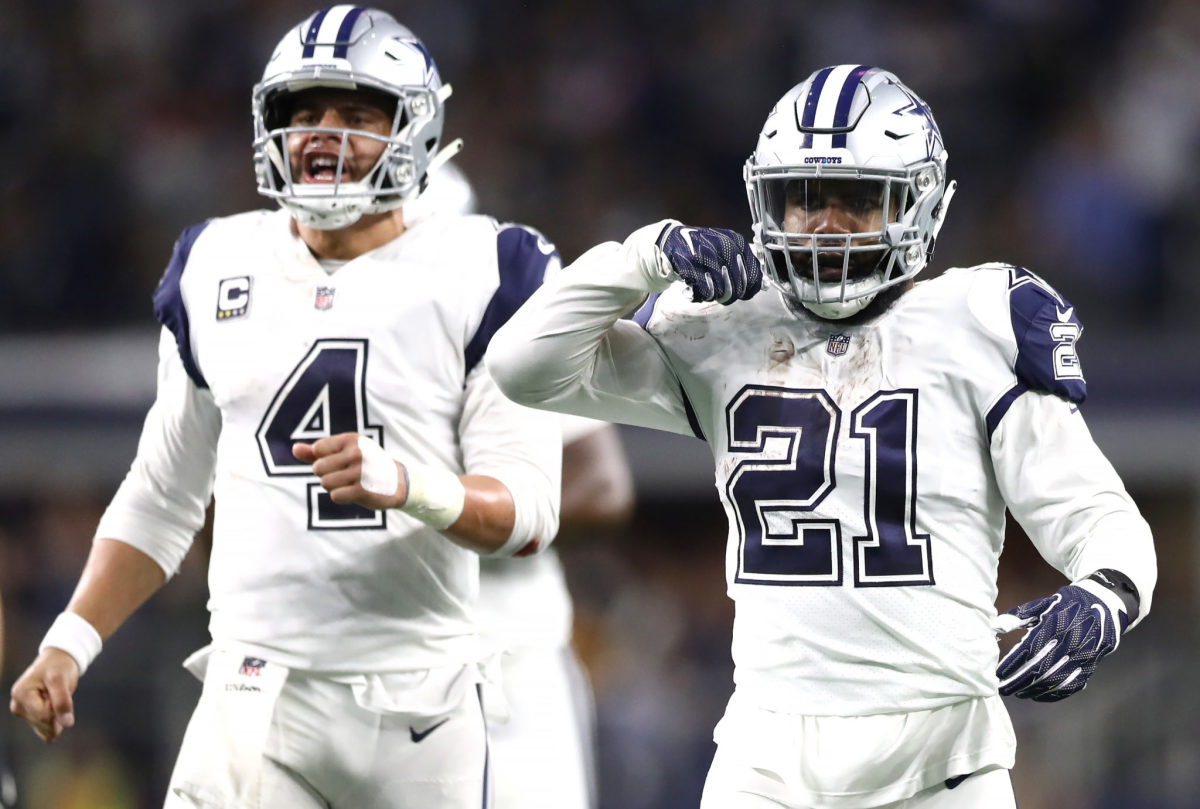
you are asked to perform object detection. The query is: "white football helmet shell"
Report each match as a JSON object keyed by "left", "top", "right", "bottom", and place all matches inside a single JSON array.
[
  {"left": 745, "top": 65, "right": 956, "bottom": 319},
  {"left": 252, "top": 5, "right": 462, "bottom": 229}
]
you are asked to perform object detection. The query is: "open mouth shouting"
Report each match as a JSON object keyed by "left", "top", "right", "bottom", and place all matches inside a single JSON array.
[{"left": 303, "top": 149, "right": 354, "bottom": 184}]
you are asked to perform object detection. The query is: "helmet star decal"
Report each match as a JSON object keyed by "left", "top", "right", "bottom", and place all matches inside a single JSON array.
[
  {"left": 893, "top": 88, "right": 943, "bottom": 159},
  {"left": 394, "top": 38, "right": 439, "bottom": 87}
]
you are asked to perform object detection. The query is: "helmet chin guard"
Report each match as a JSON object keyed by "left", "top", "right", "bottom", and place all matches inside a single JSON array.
[
  {"left": 745, "top": 65, "right": 955, "bottom": 320},
  {"left": 252, "top": 6, "right": 461, "bottom": 230}
]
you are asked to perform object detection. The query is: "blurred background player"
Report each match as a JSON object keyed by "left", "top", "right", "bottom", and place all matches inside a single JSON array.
[
  {"left": 422, "top": 161, "right": 637, "bottom": 809},
  {"left": 482, "top": 415, "right": 634, "bottom": 809},
  {"left": 488, "top": 65, "right": 1156, "bottom": 809},
  {"left": 8, "top": 7, "right": 562, "bottom": 808}
]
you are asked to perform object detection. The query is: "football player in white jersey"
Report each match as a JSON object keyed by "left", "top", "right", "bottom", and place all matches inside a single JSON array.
[
  {"left": 488, "top": 65, "right": 1157, "bottom": 809},
  {"left": 9, "top": 7, "right": 563, "bottom": 808},
  {"left": 424, "top": 161, "right": 636, "bottom": 809}
]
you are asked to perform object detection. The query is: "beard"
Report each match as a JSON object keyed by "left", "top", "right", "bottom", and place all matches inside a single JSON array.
[{"left": 771, "top": 244, "right": 888, "bottom": 285}]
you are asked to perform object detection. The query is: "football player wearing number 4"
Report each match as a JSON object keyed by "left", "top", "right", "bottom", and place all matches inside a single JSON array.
[
  {"left": 9, "top": 7, "right": 562, "bottom": 808},
  {"left": 489, "top": 64, "right": 1156, "bottom": 809}
]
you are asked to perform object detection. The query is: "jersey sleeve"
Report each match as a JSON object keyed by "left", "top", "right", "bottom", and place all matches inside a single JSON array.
[
  {"left": 978, "top": 265, "right": 1088, "bottom": 438},
  {"left": 152, "top": 221, "right": 211, "bottom": 389},
  {"left": 94, "top": 328, "right": 222, "bottom": 578},
  {"left": 487, "top": 221, "right": 697, "bottom": 437},
  {"left": 459, "top": 359, "right": 562, "bottom": 557},
  {"left": 463, "top": 223, "right": 561, "bottom": 377},
  {"left": 1006, "top": 266, "right": 1086, "bottom": 402},
  {"left": 456, "top": 223, "right": 565, "bottom": 555},
  {"left": 990, "top": 389, "right": 1157, "bottom": 626}
]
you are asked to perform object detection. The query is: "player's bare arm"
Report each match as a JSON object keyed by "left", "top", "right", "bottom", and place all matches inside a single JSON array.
[
  {"left": 560, "top": 424, "right": 634, "bottom": 532},
  {"left": 10, "top": 539, "right": 164, "bottom": 742}
]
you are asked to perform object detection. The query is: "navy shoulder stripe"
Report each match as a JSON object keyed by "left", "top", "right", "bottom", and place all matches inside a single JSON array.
[
  {"left": 1006, "top": 267, "right": 1087, "bottom": 404},
  {"left": 985, "top": 384, "right": 1026, "bottom": 440},
  {"left": 464, "top": 225, "right": 559, "bottom": 377},
  {"left": 152, "top": 221, "right": 211, "bottom": 389}
]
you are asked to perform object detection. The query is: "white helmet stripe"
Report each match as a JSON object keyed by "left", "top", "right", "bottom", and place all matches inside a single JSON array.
[
  {"left": 811, "top": 64, "right": 859, "bottom": 129},
  {"left": 302, "top": 5, "right": 363, "bottom": 60}
]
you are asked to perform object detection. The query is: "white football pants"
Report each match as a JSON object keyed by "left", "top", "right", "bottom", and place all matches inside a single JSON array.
[{"left": 164, "top": 659, "right": 489, "bottom": 809}]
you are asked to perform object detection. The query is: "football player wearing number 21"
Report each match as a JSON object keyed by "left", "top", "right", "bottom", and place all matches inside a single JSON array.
[
  {"left": 489, "top": 65, "right": 1156, "bottom": 809},
  {"left": 9, "top": 6, "right": 564, "bottom": 807}
]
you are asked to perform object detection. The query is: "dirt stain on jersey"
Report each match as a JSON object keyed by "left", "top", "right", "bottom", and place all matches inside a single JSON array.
[{"left": 767, "top": 334, "right": 795, "bottom": 385}]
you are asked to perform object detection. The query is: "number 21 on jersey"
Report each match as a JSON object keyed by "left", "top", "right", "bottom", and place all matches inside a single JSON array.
[{"left": 725, "top": 385, "right": 932, "bottom": 588}]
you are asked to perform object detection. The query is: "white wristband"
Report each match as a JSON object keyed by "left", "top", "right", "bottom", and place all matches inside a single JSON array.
[
  {"left": 399, "top": 461, "right": 467, "bottom": 530},
  {"left": 39, "top": 611, "right": 103, "bottom": 676},
  {"left": 357, "top": 435, "right": 400, "bottom": 498}
]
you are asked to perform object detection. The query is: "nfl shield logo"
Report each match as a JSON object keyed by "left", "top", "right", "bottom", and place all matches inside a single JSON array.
[
  {"left": 314, "top": 286, "right": 336, "bottom": 311},
  {"left": 238, "top": 656, "right": 265, "bottom": 677},
  {"left": 826, "top": 333, "right": 851, "bottom": 356}
]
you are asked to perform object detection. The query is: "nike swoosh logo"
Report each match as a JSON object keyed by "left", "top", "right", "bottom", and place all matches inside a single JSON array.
[
  {"left": 410, "top": 717, "right": 450, "bottom": 743},
  {"left": 678, "top": 227, "right": 698, "bottom": 253},
  {"left": 1091, "top": 603, "right": 1108, "bottom": 644}
]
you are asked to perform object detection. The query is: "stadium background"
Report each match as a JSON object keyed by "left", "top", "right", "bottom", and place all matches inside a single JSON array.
[{"left": 1, "top": 0, "right": 1197, "bottom": 806}]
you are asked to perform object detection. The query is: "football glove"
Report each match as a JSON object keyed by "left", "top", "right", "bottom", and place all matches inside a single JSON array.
[
  {"left": 656, "top": 223, "right": 762, "bottom": 304},
  {"left": 994, "top": 569, "right": 1140, "bottom": 702}
]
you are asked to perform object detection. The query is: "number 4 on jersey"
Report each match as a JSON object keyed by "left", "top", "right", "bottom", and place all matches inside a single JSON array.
[{"left": 256, "top": 339, "right": 386, "bottom": 530}]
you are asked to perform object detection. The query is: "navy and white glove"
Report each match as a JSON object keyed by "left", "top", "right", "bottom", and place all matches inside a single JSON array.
[
  {"left": 656, "top": 223, "right": 762, "bottom": 304},
  {"left": 994, "top": 569, "right": 1140, "bottom": 702}
]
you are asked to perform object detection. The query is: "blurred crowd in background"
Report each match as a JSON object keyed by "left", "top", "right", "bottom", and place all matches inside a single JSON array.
[{"left": 2, "top": 0, "right": 1198, "bottom": 808}]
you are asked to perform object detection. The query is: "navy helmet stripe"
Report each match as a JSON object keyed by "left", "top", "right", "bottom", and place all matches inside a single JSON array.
[
  {"left": 798, "top": 66, "right": 834, "bottom": 149},
  {"left": 301, "top": 8, "right": 331, "bottom": 58},
  {"left": 831, "top": 65, "right": 872, "bottom": 148},
  {"left": 332, "top": 7, "right": 366, "bottom": 58}
]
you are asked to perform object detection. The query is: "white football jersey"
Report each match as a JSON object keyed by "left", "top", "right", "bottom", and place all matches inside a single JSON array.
[
  {"left": 97, "top": 208, "right": 562, "bottom": 675},
  {"left": 488, "top": 228, "right": 1156, "bottom": 717}
]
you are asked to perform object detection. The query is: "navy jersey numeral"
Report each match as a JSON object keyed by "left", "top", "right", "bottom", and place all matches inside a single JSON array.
[
  {"left": 850, "top": 391, "right": 931, "bottom": 586},
  {"left": 726, "top": 385, "right": 931, "bottom": 587},
  {"left": 256, "top": 339, "right": 385, "bottom": 529}
]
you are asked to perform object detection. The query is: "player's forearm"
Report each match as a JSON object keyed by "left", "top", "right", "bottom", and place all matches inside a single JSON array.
[
  {"left": 560, "top": 426, "right": 635, "bottom": 533},
  {"left": 63, "top": 538, "right": 167, "bottom": 640},
  {"left": 443, "top": 475, "right": 519, "bottom": 553}
]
